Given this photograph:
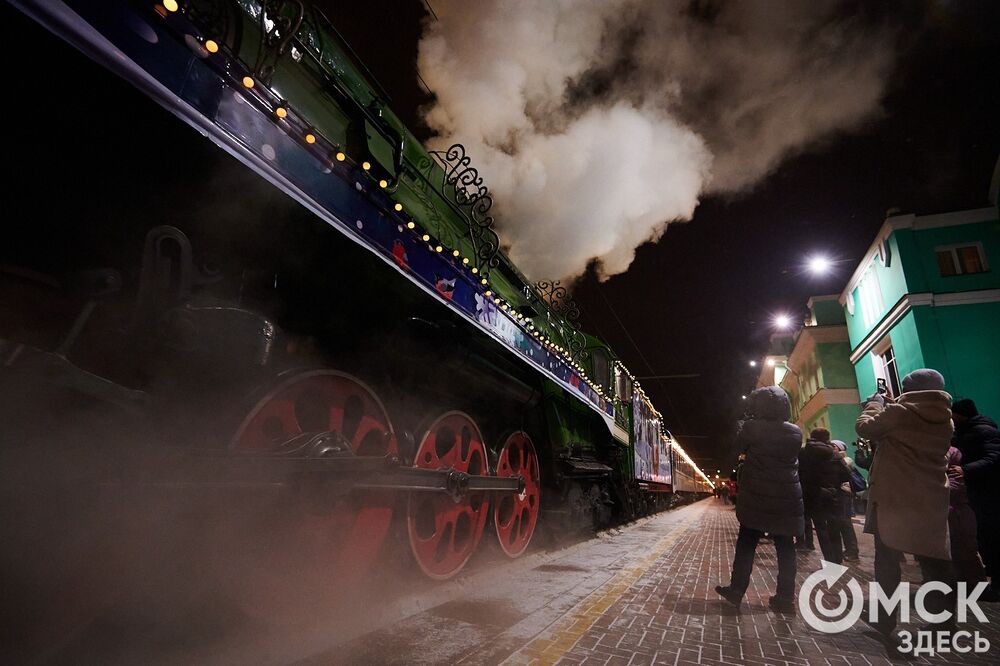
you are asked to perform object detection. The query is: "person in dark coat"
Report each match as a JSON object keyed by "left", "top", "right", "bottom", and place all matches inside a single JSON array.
[
  {"left": 831, "top": 440, "right": 860, "bottom": 561},
  {"left": 716, "top": 386, "right": 804, "bottom": 613},
  {"left": 950, "top": 398, "right": 1000, "bottom": 601},
  {"left": 799, "top": 428, "right": 851, "bottom": 564}
]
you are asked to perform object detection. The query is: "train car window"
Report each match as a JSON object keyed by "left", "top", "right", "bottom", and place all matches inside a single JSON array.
[
  {"left": 614, "top": 366, "right": 633, "bottom": 402},
  {"left": 592, "top": 349, "right": 609, "bottom": 389}
]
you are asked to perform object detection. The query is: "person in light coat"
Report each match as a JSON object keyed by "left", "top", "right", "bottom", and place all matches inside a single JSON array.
[{"left": 855, "top": 368, "right": 956, "bottom": 637}]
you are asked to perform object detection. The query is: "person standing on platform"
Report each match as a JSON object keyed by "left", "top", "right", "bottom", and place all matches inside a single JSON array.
[
  {"left": 799, "top": 428, "right": 850, "bottom": 564},
  {"left": 950, "top": 398, "right": 1000, "bottom": 601},
  {"left": 831, "top": 440, "right": 860, "bottom": 561},
  {"left": 945, "top": 446, "right": 986, "bottom": 586},
  {"left": 855, "top": 369, "right": 956, "bottom": 640},
  {"left": 716, "top": 386, "right": 804, "bottom": 613}
]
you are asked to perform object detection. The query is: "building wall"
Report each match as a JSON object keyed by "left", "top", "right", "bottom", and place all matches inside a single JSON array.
[
  {"left": 903, "top": 220, "right": 1000, "bottom": 295},
  {"left": 914, "top": 302, "right": 1000, "bottom": 417}
]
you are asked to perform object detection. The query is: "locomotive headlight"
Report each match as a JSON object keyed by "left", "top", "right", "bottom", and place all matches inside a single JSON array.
[
  {"left": 242, "top": 76, "right": 255, "bottom": 89},
  {"left": 204, "top": 40, "right": 219, "bottom": 54},
  {"left": 164, "top": 0, "right": 178, "bottom": 12}
]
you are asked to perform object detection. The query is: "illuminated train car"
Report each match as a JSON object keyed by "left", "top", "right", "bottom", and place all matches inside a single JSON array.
[{"left": 2, "top": 0, "right": 713, "bottom": 584}]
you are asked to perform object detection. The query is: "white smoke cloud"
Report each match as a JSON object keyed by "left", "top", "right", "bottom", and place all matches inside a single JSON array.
[{"left": 418, "top": 0, "right": 895, "bottom": 281}]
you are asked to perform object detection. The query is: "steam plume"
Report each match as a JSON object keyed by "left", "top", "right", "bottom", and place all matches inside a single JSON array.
[{"left": 418, "top": 0, "right": 895, "bottom": 280}]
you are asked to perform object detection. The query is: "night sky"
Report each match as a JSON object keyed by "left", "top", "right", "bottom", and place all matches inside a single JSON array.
[{"left": 7, "top": 1, "right": 1000, "bottom": 473}]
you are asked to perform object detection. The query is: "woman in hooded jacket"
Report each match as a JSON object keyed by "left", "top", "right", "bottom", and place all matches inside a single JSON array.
[
  {"left": 716, "top": 386, "right": 804, "bottom": 613},
  {"left": 855, "top": 368, "right": 957, "bottom": 638}
]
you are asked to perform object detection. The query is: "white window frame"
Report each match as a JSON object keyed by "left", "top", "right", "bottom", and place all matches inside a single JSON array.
[
  {"left": 871, "top": 337, "right": 901, "bottom": 398},
  {"left": 935, "top": 241, "right": 989, "bottom": 276},
  {"left": 857, "top": 259, "right": 883, "bottom": 330}
]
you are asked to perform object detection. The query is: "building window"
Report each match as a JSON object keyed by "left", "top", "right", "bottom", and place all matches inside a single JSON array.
[
  {"left": 856, "top": 260, "right": 882, "bottom": 329},
  {"left": 936, "top": 243, "right": 988, "bottom": 276},
  {"left": 871, "top": 341, "right": 901, "bottom": 398}
]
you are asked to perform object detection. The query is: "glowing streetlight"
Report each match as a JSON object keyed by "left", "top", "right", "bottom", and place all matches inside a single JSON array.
[
  {"left": 766, "top": 358, "right": 776, "bottom": 367},
  {"left": 749, "top": 360, "right": 757, "bottom": 368},
  {"left": 741, "top": 395, "right": 747, "bottom": 400},
  {"left": 807, "top": 255, "right": 833, "bottom": 276},
  {"left": 774, "top": 313, "right": 792, "bottom": 330}
]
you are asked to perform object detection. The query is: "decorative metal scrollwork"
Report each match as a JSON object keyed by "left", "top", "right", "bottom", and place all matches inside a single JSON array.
[
  {"left": 252, "top": 0, "right": 305, "bottom": 83},
  {"left": 533, "top": 280, "right": 580, "bottom": 324},
  {"left": 429, "top": 144, "right": 501, "bottom": 269},
  {"left": 531, "top": 280, "right": 589, "bottom": 365}
]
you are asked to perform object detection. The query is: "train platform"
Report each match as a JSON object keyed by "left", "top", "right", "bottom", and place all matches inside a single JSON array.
[{"left": 322, "top": 499, "right": 1000, "bottom": 666}]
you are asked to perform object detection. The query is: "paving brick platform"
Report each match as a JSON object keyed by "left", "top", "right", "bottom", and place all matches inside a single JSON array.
[{"left": 503, "top": 501, "right": 999, "bottom": 666}]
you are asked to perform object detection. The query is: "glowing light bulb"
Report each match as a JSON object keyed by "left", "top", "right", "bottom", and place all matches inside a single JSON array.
[
  {"left": 421, "top": 234, "right": 430, "bottom": 242},
  {"left": 205, "top": 40, "right": 219, "bottom": 54},
  {"left": 481, "top": 278, "right": 488, "bottom": 285},
  {"left": 242, "top": 76, "right": 254, "bottom": 88},
  {"left": 471, "top": 267, "right": 478, "bottom": 274},
  {"left": 379, "top": 179, "right": 388, "bottom": 188},
  {"left": 485, "top": 290, "right": 492, "bottom": 296},
  {"left": 275, "top": 106, "right": 287, "bottom": 118},
  {"left": 406, "top": 221, "right": 415, "bottom": 229},
  {"left": 164, "top": 0, "right": 178, "bottom": 11},
  {"left": 462, "top": 257, "right": 469, "bottom": 264},
  {"left": 452, "top": 249, "right": 460, "bottom": 257},
  {"left": 435, "top": 245, "right": 443, "bottom": 253},
  {"left": 305, "top": 133, "right": 316, "bottom": 144},
  {"left": 335, "top": 152, "right": 346, "bottom": 162},
  {"left": 394, "top": 203, "right": 403, "bottom": 211},
  {"left": 362, "top": 161, "right": 371, "bottom": 170}
]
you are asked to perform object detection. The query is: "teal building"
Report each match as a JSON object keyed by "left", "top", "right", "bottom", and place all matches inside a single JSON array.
[
  {"left": 757, "top": 297, "right": 862, "bottom": 452},
  {"left": 839, "top": 172, "right": 1000, "bottom": 418}
]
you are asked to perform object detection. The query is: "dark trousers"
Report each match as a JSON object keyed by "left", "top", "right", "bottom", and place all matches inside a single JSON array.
[
  {"left": 835, "top": 492, "right": 859, "bottom": 558},
  {"left": 971, "top": 503, "right": 999, "bottom": 581},
  {"left": 872, "top": 530, "right": 956, "bottom": 632},
  {"left": 729, "top": 525, "right": 796, "bottom": 601},
  {"left": 808, "top": 502, "right": 843, "bottom": 564}
]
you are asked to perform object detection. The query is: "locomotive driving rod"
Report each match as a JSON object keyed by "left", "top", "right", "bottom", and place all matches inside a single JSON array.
[{"left": 149, "top": 447, "right": 525, "bottom": 501}]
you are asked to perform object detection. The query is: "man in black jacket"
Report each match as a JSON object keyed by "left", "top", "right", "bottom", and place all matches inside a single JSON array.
[
  {"left": 950, "top": 399, "right": 1000, "bottom": 601},
  {"left": 799, "top": 428, "right": 851, "bottom": 564}
]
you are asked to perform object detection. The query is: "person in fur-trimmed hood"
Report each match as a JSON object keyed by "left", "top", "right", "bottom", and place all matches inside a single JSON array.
[{"left": 855, "top": 368, "right": 957, "bottom": 637}]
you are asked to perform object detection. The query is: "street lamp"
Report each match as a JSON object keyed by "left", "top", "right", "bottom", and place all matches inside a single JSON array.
[
  {"left": 749, "top": 360, "right": 757, "bottom": 368},
  {"left": 807, "top": 255, "right": 833, "bottom": 276},
  {"left": 773, "top": 313, "right": 792, "bottom": 330},
  {"left": 741, "top": 395, "right": 747, "bottom": 400}
]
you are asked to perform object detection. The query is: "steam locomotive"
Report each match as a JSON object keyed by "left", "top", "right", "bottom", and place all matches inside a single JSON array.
[{"left": 2, "top": 0, "right": 712, "bottom": 588}]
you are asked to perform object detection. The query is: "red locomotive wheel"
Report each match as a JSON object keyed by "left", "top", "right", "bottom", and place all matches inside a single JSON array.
[
  {"left": 230, "top": 370, "right": 396, "bottom": 576},
  {"left": 494, "top": 431, "right": 541, "bottom": 558},
  {"left": 407, "top": 412, "right": 490, "bottom": 580}
]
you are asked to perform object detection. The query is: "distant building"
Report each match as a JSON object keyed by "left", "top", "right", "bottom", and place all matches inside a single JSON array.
[
  {"left": 839, "top": 167, "right": 1000, "bottom": 418},
  {"left": 757, "top": 297, "right": 862, "bottom": 451}
]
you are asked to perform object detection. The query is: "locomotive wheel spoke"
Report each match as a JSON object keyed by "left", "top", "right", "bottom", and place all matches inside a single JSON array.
[
  {"left": 494, "top": 431, "right": 541, "bottom": 558},
  {"left": 407, "top": 412, "right": 490, "bottom": 580},
  {"left": 229, "top": 370, "right": 396, "bottom": 576}
]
